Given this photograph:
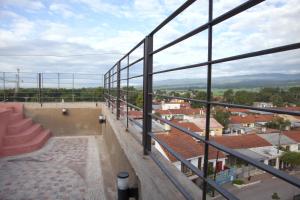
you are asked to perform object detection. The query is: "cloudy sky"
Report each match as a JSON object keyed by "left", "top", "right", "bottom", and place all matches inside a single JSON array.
[{"left": 0, "top": 0, "right": 299, "bottom": 82}]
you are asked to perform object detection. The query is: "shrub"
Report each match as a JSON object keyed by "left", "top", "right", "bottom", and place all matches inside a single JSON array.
[{"left": 232, "top": 179, "right": 244, "bottom": 185}]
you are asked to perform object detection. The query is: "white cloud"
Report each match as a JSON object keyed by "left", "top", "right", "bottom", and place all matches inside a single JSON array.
[
  {"left": 49, "top": 3, "right": 75, "bottom": 18},
  {"left": 0, "top": 0, "right": 45, "bottom": 10},
  {"left": 0, "top": 0, "right": 299, "bottom": 82}
]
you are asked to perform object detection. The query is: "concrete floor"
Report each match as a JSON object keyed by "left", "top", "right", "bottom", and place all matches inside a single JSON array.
[{"left": 0, "top": 136, "right": 105, "bottom": 200}]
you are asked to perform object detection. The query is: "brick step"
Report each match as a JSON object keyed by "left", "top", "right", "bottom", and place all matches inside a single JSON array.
[
  {"left": 7, "top": 118, "right": 33, "bottom": 135},
  {"left": 9, "top": 112, "right": 24, "bottom": 124},
  {"left": 3, "top": 124, "right": 42, "bottom": 146},
  {"left": 0, "top": 130, "right": 51, "bottom": 157}
]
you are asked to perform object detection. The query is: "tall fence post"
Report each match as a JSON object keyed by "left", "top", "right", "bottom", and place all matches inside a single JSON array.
[
  {"left": 108, "top": 70, "right": 111, "bottom": 108},
  {"left": 72, "top": 73, "right": 75, "bottom": 102},
  {"left": 104, "top": 73, "right": 106, "bottom": 104},
  {"left": 3, "top": 72, "right": 5, "bottom": 101},
  {"left": 126, "top": 56, "right": 130, "bottom": 129},
  {"left": 143, "top": 36, "right": 153, "bottom": 155},
  {"left": 58, "top": 73, "right": 60, "bottom": 89},
  {"left": 202, "top": 0, "right": 213, "bottom": 199},
  {"left": 38, "top": 73, "right": 42, "bottom": 105},
  {"left": 116, "top": 62, "right": 121, "bottom": 119}
]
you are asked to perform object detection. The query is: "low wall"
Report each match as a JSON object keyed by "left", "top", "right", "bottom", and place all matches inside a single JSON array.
[
  {"left": 101, "top": 104, "right": 203, "bottom": 200},
  {"left": 24, "top": 103, "right": 102, "bottom": 136},
  {"left": 0, "top": 109, "right": 10, "bottom": 153}
]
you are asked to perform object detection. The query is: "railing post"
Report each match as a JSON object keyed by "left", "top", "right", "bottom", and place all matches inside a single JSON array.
[
  {"left": 104, "top": 73, "right": 106, "bottom": 104},
  {"left": 143, "top": 36, "right": 153, "bottom": 155},
  {"left": 38, "top": 73, "right": 42, "bottom": 105},
  {"left": 202, "top": 0, "right": 213, "bottom": 199},
  {"left": 3, "top": 72, "right": 5, "bottom": 101},
  {"left": 126, "top": 56, "right": 130, "bottom": 129},
  {"left": 116, "top": 62, "right": 121, "bottom": 119},
  {"left": 108, "top": 70, "right": 111, "bottom": 108},
  {"left": 72, "top": 73, "right": 75, "bottom": 102}
]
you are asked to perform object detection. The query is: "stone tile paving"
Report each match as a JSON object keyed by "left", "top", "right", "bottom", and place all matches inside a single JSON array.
[{"left": 0, "top": 136, "right": 105, "bottom": 200}]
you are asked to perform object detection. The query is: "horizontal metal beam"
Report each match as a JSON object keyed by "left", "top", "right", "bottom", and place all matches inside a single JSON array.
[
  {"left": 119, "top": 98, "right": 143, "bottom": 110},
  {"left": 151, "top": 42, "right": 300, "bottom": 75},
  {"left": 150, "top": 113, "right": 300, "bottom": 188},
  {"left": 152, "top": 93, "right": 300, "bottom": 116},
  {"left": 149, "top": 132, "right": 238, "bottom": 200},
  {"left": 150, "top": 0, "right": 197, "bottom": 36},
  {"left": 121, "top": 57, "right": 144, "bottom": 71},
  {"left": 151, "top": 0, "right": 264, "bottom": 55},
  {"left": 149, "top": 151, "right": 194, "bottom": 200}
]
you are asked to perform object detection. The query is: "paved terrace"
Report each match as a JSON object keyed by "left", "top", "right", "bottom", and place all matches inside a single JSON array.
[{"left": 0, "top": 136, "right": 105, "bottom": 200}]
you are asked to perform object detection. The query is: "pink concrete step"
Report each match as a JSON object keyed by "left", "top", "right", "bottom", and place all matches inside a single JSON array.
[
  {"left": 3, "top": 124, "right": 42, "bottom": 146},
  {"left": 8, "top": 118, "right": 33, "bottom": 135},
  {"left": 1, "top": 129, "right": 51, "bottom": 157},
  {"left": 9, "top": 112, "right": 24, "bottom": 123}
]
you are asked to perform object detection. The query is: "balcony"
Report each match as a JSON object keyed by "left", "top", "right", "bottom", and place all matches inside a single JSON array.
[{"left": 1, "top": 0, "right": 300, "bottom": 199}]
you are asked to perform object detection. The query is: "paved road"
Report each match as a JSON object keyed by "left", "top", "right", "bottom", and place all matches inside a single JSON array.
[{"left": 214, "top": 172, "right": 300, "bottom": 200}]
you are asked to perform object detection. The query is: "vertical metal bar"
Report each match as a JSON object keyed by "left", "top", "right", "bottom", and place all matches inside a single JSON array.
[
  {"left": 72, "top": 73, "right": 75, "bottom": 102},
  {"left": 202, "top": 0, "right": 213, "bottom": 199},
  {"left": 3, "top": 72, "right": 5, "bottom": 101},
  {"left": 41, "top": 73, "right": 44, "bottom": 103},
  {"left": 116, "top": 62, "right": 121, "bottom": 119},
  {"left": 103, "top": 73, "right": 106, "bottom": 104},
  {"left": 108, "top": 70, "right": 111, "bottom": 108},
  {"left": 58, "top": 73, "right": 60, "bottom": 89},
  {"left": 38, "top": 73, "right": 42, "bottom": 105},
  {"left": 143, "top": 37, "right": 152, "bottom": 155},
  {"left": 126, "top": 55, "right": 130, "bottom": 129}
]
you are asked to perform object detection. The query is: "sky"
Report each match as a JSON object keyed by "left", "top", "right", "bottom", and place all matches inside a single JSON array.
[{"left": 0, "top": 0, "right": 300, "bottom": 82}]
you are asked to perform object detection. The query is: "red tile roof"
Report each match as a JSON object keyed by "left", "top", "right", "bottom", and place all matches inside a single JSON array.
[
  {"left": 212, "top": 134, "right": 272, "bottom": 149},
  {"left": 128, "top": 111, "right": 143, "bottom": 119},
  {"left": 282, "top": 131, "right": 300, "bottom": 142},
  {"left": 155, "top": 108, "right": 204, "bottom": 116},
  {"left": 190, "top": 118, "right": 224, "bottom": 129},
  {"left": 230, "top": 114, "right": 274, "bottom": 124},
  {"left": 171, "top": 120, "right": 203, "bottom": 132},
  {"left": 156, "top": 129, "right": 225, "bottom": 162}
]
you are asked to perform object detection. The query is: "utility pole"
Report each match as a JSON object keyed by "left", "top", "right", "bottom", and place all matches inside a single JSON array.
[{"left": 14, "top": 68, "right": 20, "bottom": 101}]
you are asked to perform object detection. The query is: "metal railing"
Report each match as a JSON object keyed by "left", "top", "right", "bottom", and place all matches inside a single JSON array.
[
  {"left": 104, "top": 0, "right": 300, "bottom": 199},
  {"left": 0, "top": 72, "right": 104, "bottom": 103}
]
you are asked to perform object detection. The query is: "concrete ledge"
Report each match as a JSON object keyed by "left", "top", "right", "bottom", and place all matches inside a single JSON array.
[
  {"left": 233, "top": 180, "right": 261, "bottom": 189},
  {"left": 101, "top": 104, "right": 203, "bottom": 200}
]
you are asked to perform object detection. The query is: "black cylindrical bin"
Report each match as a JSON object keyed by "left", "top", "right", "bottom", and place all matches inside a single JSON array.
[{"left": 117, "top": 171, "right": 129, "bottom": 200}]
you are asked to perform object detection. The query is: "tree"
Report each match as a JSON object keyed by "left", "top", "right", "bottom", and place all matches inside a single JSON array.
[
  {"left": 223, "top": 89, "right": 234, "bottom": 103},
  {"left": 280, "top": 151, "right": 300, "bottom": 169},
  {"left": 234, "top": 91, "right": 256, "bottom": 105},
  {"left": 265, "top": 117, "right": 291, "bottom": 130},
  {"left": 191, "top": 91, "right": 207, "bottom": 108},
  {"left": 135, "top": 93, "right": 143, "bottom": 108},
  {"left": 182, "top": 91, "right": 191, "bottom": 99},
  {"left": 270, "top": 94, "right": 284, "bottom": 107},
  {"left": 214, "top": 109, "right": 230, "bottom": 129},
  {"left": 271, "top": 192, "right": 280, "bottom": 200}
]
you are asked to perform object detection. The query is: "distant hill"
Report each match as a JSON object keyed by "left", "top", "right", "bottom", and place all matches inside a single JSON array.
[{"left": 154, "top": 73, "right": 300, "bottom": 89}]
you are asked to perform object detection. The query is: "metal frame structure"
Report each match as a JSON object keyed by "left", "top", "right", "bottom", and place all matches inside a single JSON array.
[
  {"left": 104, "top": 0, "right": 300, "bottom": 199},
  {"left": 0, "top": 72, "right": 103, "bottom": 103}
]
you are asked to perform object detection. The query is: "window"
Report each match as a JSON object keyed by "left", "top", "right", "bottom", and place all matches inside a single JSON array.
[
  {"left": 268, "top": 159, "right": 276, "bottom": 167},
  {"left": 181, "top": 161, "right": 193, "bottom": 176},
  {"left": 286, "top": 146, "right": 290, "bottom": 151}
]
